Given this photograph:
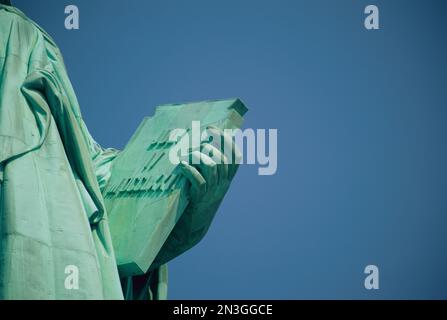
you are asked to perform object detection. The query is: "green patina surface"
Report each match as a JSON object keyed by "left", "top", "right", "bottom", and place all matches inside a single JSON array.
[
  {"left": 106, "top": 99, "right": 246, "bottom": 276},
  {"left": 0, "top": 4, "right": 246, "bottom": 300}
]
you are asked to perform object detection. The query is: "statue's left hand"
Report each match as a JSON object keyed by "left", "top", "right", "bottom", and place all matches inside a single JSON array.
[{"left": 178, "top": 126, "right": 242, "bottom": 210}]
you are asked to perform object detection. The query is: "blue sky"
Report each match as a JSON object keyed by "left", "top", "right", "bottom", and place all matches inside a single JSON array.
[{"left": 14, "top": 0, "right": 447, "bottom": 299}]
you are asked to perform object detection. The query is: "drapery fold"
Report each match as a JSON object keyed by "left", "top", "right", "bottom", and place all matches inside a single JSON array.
[{"left": 0, "top": 4, "right": 123, "bottom": 299}]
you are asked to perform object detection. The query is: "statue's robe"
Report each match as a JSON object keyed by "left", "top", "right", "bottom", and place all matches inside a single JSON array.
[{"left": 0, "top": 5, "right": 125, "bottom": 299}]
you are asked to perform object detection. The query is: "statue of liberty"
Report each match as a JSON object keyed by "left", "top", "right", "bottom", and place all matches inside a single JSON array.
[{"left": 0, "top": 1, "right": 244, "bottom": 300}]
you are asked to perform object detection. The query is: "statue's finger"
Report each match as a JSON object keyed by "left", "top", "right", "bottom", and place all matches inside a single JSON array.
[
  {"left": 190, "top": 151, "right": 218, "bottom": 189},
  {"left": 228, "top": 143, "right": 242, "bottom": 179},
  {"left": 201, "top": 143, "right": 229, "bottom": 182},
  {"left": 207, "top": 126, "right": 241, "bottom": 179},
  {"left": 179, "top": 160, "right": 206, "bottom": 198}
]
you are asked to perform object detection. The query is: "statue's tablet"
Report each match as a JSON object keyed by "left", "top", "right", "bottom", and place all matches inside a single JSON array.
[{"left": 104, "top": 99, "right": 247, "bottom": 276}]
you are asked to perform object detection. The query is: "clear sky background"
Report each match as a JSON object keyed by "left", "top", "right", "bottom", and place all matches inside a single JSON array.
[{"left": 13, "top": 0, "right": 447, "bottom": 299}]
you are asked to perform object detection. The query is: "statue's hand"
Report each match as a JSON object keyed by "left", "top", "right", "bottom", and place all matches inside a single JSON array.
[
  {"left": 149, "top": 127, "right": 241, "bottom": 266},
  {"left": 178, "top": 126, "right": 242, "bottom": 209}
]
